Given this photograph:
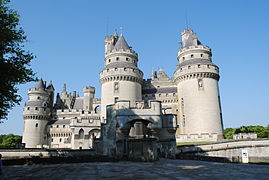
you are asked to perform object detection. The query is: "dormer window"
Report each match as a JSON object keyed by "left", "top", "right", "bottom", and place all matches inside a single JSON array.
[{"left": 116, "top": 57, "right": 119, "bottom": 61}]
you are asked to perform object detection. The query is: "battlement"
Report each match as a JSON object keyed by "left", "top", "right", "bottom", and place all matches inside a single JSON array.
[
  {"left": 176, "top": 133, "right": 221, "bottom": 143},
  {"left": 174, "top": 63, "right": 219, "bottom": 84},
  {"left": 100, "top": 66, "right": 143, "bottom": 76},
  {"left": 113, "top": 100, "right": 162, "bottom": 113},
  {"left": 180, "top": 45, "right": 211, "bottom": 53},
  {"left": 83, "top": 86, "right": 95, "bottom": 93},
  {"left": 56, "top": 109, "right": 100, "bottom": 116},
  {"left": 70, "top": 116, "right": 101, "bottom": 127}
]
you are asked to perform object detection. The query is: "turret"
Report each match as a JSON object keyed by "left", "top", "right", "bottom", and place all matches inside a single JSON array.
[
  {"left": 174, "top": 29, "right": 224, "bottom": 142},
  {"left": 100, "top": 33, "right": 143, "bottom": 122},
  {"left": 22, "top": 79, "right": 52, "bottom": 148},
  {"left": 83, "top": 86, "right": 95, "bottom": 111},
  {"left": 46, "top": 81, "right": 55, "bottom": 110},
  {"left": 59, "top": 83, "right": 73, "bottom": 109}
]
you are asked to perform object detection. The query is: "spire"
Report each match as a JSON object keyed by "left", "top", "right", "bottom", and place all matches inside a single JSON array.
[
  {"left": 113, "top": 30, "right": 118, "bottom": 38},
  {"left": 35, "top": 79, "right": 45, "bottom": 89},
  {"left": 113, "top": 35, "right": 130, "bottom": 50},
  {"left": 62, "top": 83, "right": 67, "bottom": 93},
  {"left": 151, "top": 67, "right": 157, "bottom": 79}
]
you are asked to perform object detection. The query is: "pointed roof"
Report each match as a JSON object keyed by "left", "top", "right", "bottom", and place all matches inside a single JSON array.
[
  {"left": 113, "top": 30, "right": 118, "bottom": 37},
  {"left": 46, "top": 80, "right": 55, "bottom": 90},
  {"left": 35, "top": 79, "right": 46, "bottom": 89},
  {"left": 113, "top": 35, "right": 130, "bottom": 50}
]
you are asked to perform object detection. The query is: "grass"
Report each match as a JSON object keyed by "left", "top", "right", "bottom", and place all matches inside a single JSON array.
[{"left": 177, "top": 141, "right": 210, "bottom": 146}]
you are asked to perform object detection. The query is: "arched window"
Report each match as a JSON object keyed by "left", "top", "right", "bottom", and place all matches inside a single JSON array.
[
  {"left": 79, "top": 129, "right": 84, "bottom": 139},
  {"left": 94, "top": 105, "right": 100, "bottom": 113}
]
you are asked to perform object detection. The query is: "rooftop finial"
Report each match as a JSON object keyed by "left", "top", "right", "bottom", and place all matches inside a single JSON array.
[
  {"left": 185, "top": 13, "right": 189, "bottom": 30},
  {"left": 119, "top": 26, "right": 123, "bottom": 36}
]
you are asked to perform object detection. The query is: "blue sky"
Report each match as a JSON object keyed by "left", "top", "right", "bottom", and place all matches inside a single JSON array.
[{"left": 1, "top": 0, "right": 269, "bottom": 135}]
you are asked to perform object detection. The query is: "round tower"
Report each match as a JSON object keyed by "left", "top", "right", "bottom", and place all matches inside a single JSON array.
[
  {"left": 22, "top": 79, "right": 52, "bottom": 148},
  {"left": 174, "top": 29, "right": 223, "bottom": 141},
  {"left": 100, "top": 33, "right": 143, "bottom": 121}
]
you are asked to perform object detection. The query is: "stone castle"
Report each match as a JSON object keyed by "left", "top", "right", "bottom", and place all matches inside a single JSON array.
[{"left": 22, "top": 29, "right": 224, "bottom": 158}]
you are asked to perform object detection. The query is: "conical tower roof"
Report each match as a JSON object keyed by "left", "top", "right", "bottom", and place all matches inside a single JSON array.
[
  {"left": 113, "top": 35, "right": 130, "bottom": 50},
  {"left": 46, "top": 80, "right": 55, "bottom": 90},
  {"left": 35, "top": 79, "right": 45, "bottom": 89}
]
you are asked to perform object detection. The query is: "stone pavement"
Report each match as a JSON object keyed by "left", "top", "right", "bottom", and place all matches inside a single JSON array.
[{"left": 1, "top": 159, "right": 269, "bottom": 180}]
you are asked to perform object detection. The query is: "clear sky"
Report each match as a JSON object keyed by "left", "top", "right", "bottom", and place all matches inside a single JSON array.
[{"left": 1, "top": 0, "right": 269, "bottom": 135}]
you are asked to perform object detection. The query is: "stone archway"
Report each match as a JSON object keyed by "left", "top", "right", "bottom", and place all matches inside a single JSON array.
[
  {"left": 126, "top": 119, "right": 153, "bottom": 139},
  {"left": 94, "top": 105, "right": 101, "bottom": 113},
  {"left": 88, "top": 129, "right": 100, "bottom": 148}
]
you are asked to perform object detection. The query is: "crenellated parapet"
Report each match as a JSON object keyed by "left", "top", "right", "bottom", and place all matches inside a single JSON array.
[
  {"left": 100, "top": 74, "right": 143, "bottom": 84},
  {"left": 174, "top": 63, "right": 220, "bottom": 83},
  {"left": 178, "top": 45, "right": 211, "bottom": 61}
]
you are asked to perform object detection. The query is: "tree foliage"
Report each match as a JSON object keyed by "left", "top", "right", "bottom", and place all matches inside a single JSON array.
[
  {"left": 0, "top": 0, "right": 36, "bottom": 121},
  {"left": 224, "top": 125, "right": 269, "bottom": 139},
  {"left": 0, "top": 134, "right": 22, "bottom": 147}
]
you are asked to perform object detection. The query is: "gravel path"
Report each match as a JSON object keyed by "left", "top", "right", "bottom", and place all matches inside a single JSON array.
[{"left": 1, "top": 159, "right": 268, "bottom": 180}]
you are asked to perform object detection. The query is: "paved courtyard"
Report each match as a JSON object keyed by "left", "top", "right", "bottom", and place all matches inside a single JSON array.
[{"left": 1, "top": 159, "right": 269, "bottom": 180}]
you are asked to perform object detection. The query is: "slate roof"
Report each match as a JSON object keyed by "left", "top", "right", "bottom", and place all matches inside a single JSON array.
[
  {"left": 105, "top": 62, "right": 138, "bottom": 69},
  {"left": 73, "top": 97, "right": 83, "bottom": 109},
  {"left": 113, "top": 35, "right": 130, "bottom": 50},
  {"left": 178, "top": 59, "right": 214, "bottom": 68},
  {"left": 26, "top": 101, "right": 44, "bottom": 107},
  {"left": 35, "top": 79, "right": 46, "bottom": 89},
  {"left": 49, "top": 119, "right": 71, "bottom": 125},
  {"left": 142, "top": 87, "right": 177, "bottom": 94}
]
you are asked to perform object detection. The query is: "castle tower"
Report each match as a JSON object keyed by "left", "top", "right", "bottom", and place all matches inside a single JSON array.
[
  {"left": 100, "top": 33, "right": 143, "bottom": 121},
  {"left": 174, "top": 29, "right": 223, "bottom": 141},
  {"left": 22, "top": 79, "right": 53, "bottom": 148},
  {"left": 83, "top": 86, "right": 95, "bottom": 111}
]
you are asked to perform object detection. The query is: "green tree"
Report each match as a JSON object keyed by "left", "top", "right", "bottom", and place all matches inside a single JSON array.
[
  {"left": 0, "top": 134, "right": 22, "bottom": 147},
  {"left": 0, "top": 0, "right": 36, "bottom": 121},
  {"left": 224, "top": 125, "right": 269, "bottom": 139},
  {"left": 224, "top": 128, "right": 236, "bottom": 139}
]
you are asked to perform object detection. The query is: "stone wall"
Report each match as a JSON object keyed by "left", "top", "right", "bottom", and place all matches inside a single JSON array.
[
  {"left": 176, "top": 139, "right": 269, "bottom": 163},
  {"left": 0, "top": 149, "right": 95, "bottom": 160}
]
